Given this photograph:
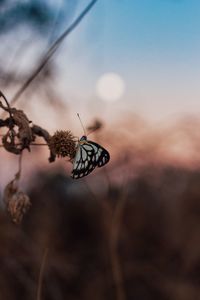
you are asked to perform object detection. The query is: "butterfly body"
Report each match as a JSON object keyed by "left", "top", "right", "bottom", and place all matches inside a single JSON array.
[{"left": 71, "top": 135, "right": 110, "bottom": 179}]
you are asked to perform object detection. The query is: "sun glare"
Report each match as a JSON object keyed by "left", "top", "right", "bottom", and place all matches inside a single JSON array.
[{"left": 96, "top": 72, "right": 125, "bottom": 102}]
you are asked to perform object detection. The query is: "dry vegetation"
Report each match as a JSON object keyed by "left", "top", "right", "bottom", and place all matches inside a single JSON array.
[{"left": 1, "top": 164, "right": 200, "bottom": 299}]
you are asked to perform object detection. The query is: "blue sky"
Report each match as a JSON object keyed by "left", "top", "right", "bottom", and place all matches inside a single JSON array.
[
  {"left": 55, "top": 0, "right": 200, "bottom": 120},
  {"left": 2, "top": 0, "right": 200, "bottom": 121}
]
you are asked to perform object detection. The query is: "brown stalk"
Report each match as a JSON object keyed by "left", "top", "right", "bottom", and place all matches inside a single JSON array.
[
  {"left": 110, "top": 188, "right": 129, "bottom": 300},
  {"left": 36, "top": 247, "right": 49, "bottom": 300},
  {"left": 0, "top": 91, "right": 13, "bottom": 120},
  {"left": 0, "top": 143, "right": 48, "bottom": 147}
]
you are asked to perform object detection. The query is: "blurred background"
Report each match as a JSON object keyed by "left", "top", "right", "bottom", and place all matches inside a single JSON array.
[{"left": 1, "top": 0, "right": 200, "bottom": 299}]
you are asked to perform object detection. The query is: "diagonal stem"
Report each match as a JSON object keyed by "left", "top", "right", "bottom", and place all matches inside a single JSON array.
[{"left": 10, "top": 0, "right": 99, "bottom": 107}]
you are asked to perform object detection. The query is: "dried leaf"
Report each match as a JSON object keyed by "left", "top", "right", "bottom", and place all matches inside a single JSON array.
[
  {"left": 31, "top": 124, "right": 56, "bottom": 162},
  {"left": 2, "top": 129, "right": 21, "bottom": 155},
  {"left": 3, "top": 174, "right": 31, "bottom": 224},
  {"left": 11, "top": 108, "right": 33, "bottom": 150}
]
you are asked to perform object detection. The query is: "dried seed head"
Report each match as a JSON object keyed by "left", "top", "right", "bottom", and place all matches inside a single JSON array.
[
  {"left": 49, "top": 130, "right": 76, "bottom": 160},
  {"left": 87, "top": 119, "right": 103, "bottom": 132},
  {"left": 3, "top": 180, "right": 31, "bottom": 224}
]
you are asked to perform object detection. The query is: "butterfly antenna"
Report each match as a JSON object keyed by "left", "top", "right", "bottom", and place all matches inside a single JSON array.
[{"left": 77, "top": 113, "right": 87, "bottom": 136}]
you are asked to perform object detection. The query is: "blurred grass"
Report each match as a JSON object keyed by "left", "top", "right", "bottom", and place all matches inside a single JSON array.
[{"left": 0, "top": 166, "right": 200, "bottom": 299}]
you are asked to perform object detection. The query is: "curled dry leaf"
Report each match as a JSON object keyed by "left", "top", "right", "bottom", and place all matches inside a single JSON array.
[
  {"left": 11, "top": 108, "right": 33, "bottom": 150},
  {"left": 0, "top": 102, "right": 55, "bottom": 160},
  {"left": 0, "top": 93, "right": 79, "bottom": 168},
  {"left": 3, "top": 173, "right": 31, "bottom": 224},
  {"left": 31, "top": 124, "right": 56, "bottom": 162},
  {"left": 2, "top": 129, "right": 22, "bottom": 154},
  {"left": 0, "top": 106, "right": 34, "bottom": 154}
]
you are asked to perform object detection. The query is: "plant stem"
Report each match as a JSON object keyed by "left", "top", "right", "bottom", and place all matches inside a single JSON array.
[
  {"left": 10, "top": 0, "right": 99, "bottom": 106},
  {"left": 0, "top": 91, "right": 12, "bottom": 119},
  {"left": 110, "top": 191, "right": 128, "bottom": 300},
  {"left": 0, "top": 143, "right": 48, "bottom": 147},
  {"left": 30, "top": 143, "right": 48, "bottom": 146},
  {"left": 36, "top": 247, "right": 49, "bottom": 300}
]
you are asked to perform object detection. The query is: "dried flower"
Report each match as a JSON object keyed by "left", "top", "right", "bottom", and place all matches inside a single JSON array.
[
  {"left": 3, "top": 177, "right": 31, "bottom": 224},
  {"left": 0, "top": 102, "right": 34, "bottom": 154},
  {"left": 49, "top": 130, "right": 76, "bottom": 160}
]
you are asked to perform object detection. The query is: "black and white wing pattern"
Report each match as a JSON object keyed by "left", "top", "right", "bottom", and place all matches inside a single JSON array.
[{"left": 71, "top": 137, "right": 110, "bottom": 179}]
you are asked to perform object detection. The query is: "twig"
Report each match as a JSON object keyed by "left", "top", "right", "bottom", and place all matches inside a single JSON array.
[
  {"left": 0, "top": 91, "right": 11, "bottom": 111},
  {"left": 30, "top": 143, "right": 48, "bottom": 146},
  {"left": 18, "top": 152, "right": 23, "bottom": 177},
  {"left": 10, "top": 0, "right": 99, "bottom": 106},
  {"left": 0, "top": 91, "right": 12, "bottom": 119},
  {"left": 36, "top": 247, "right": 49, "bottom": 300},
  {"left": 0, "top": 143, "right": 48, "bottom": 147}
]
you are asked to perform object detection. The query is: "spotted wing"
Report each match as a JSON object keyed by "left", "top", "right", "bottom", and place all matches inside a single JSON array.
[
  {"left": 71, "top": 141, "right": 110, "bottom": 179},
  {"left": 87, "top": 141, "right": 110, "bottom": 168},
  {"left": 71, "top": 143, "right": 97, "bottom": 179}
]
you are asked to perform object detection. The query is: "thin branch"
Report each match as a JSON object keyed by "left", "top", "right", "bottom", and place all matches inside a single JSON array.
[
  {"left": 30, "top": 143, "right": 48, "bottom": 146},
  {"left": 0, "top": 91, "right": 12, "bottom": 119},
  {"left": 0, "top": 91, "right": 11, "bottom": 111},
  {"left": 18, "top": 152, "right": 23, "bottom": 177},
  {"left": 10, "top": 0, "right": 99, "bottom": 106},
  {"left": 0, "top": 143, "right": 48, "bottom": 147}
]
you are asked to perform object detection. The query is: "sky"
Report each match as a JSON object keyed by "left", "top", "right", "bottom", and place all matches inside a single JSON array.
[
  {"left": 1, "top": 0, "right": 200, "bottom": 124},
  {"left": 58, "top": 0, "right": 200, "bottom": 122},
  {"left": 2, "top": 0, "right": 200, "bottom": 184}
]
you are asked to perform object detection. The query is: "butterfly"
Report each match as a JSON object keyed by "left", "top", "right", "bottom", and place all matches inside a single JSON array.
[{"left": 71, "top": 135, "right": 110, "bottom": 179}]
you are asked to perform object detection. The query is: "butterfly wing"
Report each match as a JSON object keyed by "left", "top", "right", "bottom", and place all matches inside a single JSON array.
[
  {"left": 87, "top": 141, "right": 110, "bottom": 168},
  {"left": 71, "top": 143, "right": 97, "bottom": 179},
  {"left": 71, "top": 141, "right": 110, "bottom": 179}
]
